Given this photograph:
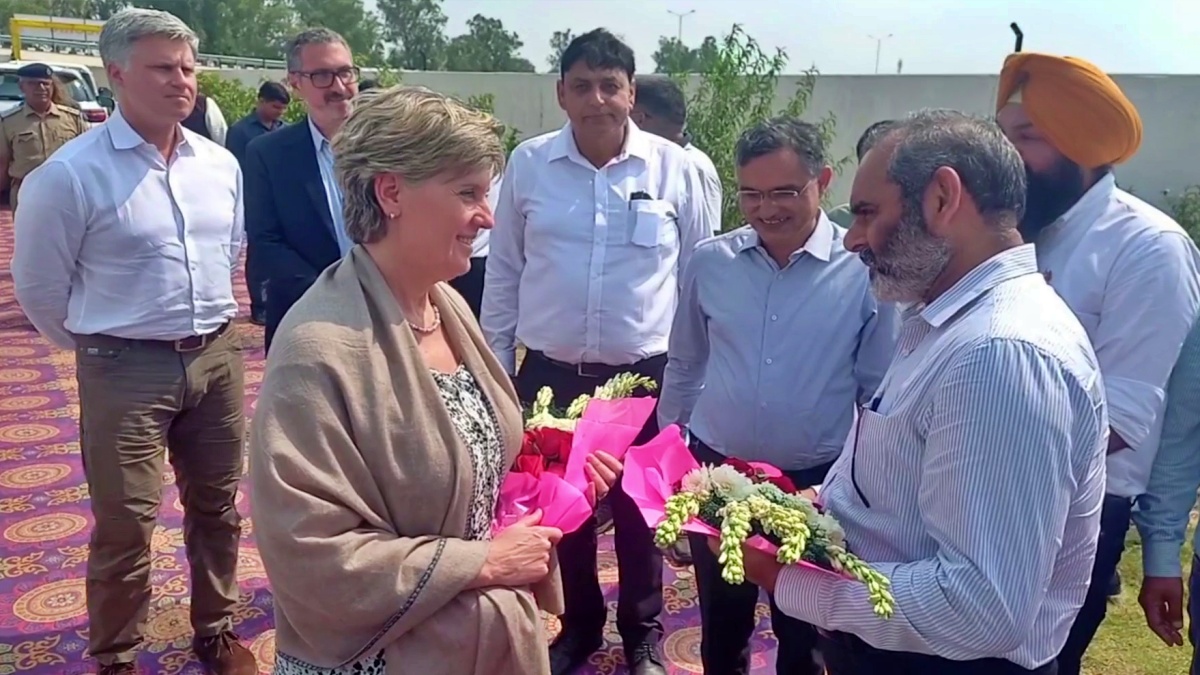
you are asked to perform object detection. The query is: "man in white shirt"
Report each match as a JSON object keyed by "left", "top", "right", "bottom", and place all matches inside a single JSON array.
[
  {"left": 11, "top": 9, "right": 254, "bottom": 675},
  {"left": 658, "top": 116, "right": 897, "bottom": 675},
  {"left": 740, "top": 109, "right": 1107, "bottom": 675},
  {"left": 631, "top": 74, "right": 723, "bottom": 233},
  {"left": 997, "top": 52, "right": 1200, "bottom": 675},
  {"left": 482, "top": 28, "right": 714, "bottom": 675}
]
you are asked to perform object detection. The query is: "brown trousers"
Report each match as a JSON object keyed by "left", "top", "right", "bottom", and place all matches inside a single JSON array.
[{"left": 75, "top": 326, "right": 245, "bottom": 665}]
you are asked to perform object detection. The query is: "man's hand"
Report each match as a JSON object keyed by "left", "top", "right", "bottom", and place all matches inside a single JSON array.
[
  {"left": 1139, "top": 576, "right": 1185, "bottom": 646},
  {"left": 584, "top": 451, "right": 623, "bottom": 507},
  {"left": 707, "top": 537, "right": 784, "bottom": 594}
]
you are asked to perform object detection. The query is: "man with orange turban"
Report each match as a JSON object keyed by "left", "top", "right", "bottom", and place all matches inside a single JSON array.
[{"left": 998, "top": 53, "right": 1200, "bottom": 675}]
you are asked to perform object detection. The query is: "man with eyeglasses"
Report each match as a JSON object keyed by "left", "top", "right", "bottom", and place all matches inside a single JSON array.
[
  {"left": 657, "top": 116, "right": 896, "bottom": 675},
  {"left": 244, "top": 27, "right": 359, "bottom": 351}
]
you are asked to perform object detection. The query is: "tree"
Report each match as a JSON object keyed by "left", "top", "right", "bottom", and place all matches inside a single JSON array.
[
  {"left": 376, "top": 0, "right": 447, "bottom": 70},
  {"left": 444, "top": 13, "right": 535, "bottom": 73},
  {"left": 132, "top": 0, "right": 296, "bottom": 60},
  {"left": 669, "top": 25, "right": 843, "bottom": 230},
  {"left": 289, "top": 0, "right": 382, "bottom": 64},
  {"left": 652, "top": 35, "right": 721, "bottom": 74},
  {"left": 546, "top": 28, "right": 574, "bottom": 73}
]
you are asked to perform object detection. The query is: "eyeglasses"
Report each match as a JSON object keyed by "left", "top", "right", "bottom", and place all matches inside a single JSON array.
[
  {"left": 295, "top": 66, "right": 360, "bottom": 89},
  {"left": 736, "top": 179, "right": 816, "bottom": 208}
]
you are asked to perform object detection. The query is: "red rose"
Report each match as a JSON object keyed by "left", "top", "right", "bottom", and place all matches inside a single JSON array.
[
  {"left": 766, "top": 474, "right": 798, "bottom": 494},
  {"left": 526, "top": 427, "right": 574, "bottom": 464},
  {"left": 519, "top": 430, "right": 541, "bottom": 456},
  {"left": 725, "top": 458, "right": 757, "bottom": 477},
  {"left": 514, "top": 454, "right": 544, "bottom": 477}
]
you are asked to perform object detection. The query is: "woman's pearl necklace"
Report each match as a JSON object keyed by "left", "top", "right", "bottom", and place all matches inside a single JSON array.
[{"left": 407, "top": 305, "right": 442, "bottom": 334}]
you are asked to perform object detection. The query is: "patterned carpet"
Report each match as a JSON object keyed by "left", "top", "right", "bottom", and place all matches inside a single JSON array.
[{"left": 0, "top": 211, "right": 784, "bottom": 674}]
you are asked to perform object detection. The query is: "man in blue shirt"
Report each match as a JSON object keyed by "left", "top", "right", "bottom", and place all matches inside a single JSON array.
[{"left": 1133, "top": 318, "right": 1200, "bottom": 669}]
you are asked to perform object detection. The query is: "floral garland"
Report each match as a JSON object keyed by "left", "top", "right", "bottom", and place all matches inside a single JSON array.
[{"left": 654, "top": 461, "right": 895, "bottom": 618}]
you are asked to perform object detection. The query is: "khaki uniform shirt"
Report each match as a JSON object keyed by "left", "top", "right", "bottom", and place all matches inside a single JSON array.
[{"left": 0, "top": 102, "right": 87, "bottom": 209}]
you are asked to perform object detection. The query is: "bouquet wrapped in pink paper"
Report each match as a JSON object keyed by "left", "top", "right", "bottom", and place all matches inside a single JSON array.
[
  {"left": 622, "top": 426, "right": 894, "bottom": 618},
  {"left": 493, "top": 373, "right": 658, "bottom": 535}
]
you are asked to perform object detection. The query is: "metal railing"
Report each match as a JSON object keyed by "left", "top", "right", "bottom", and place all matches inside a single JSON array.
[{"left": 0, "top": 33, "right": 286, "bottom": 69}]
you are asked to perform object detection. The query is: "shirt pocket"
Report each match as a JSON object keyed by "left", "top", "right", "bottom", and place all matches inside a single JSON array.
[
  {"left": 12, "top": 131, "right": 44, "bottom": 161},
  {"left": 846, "top": 407, "right": 910, "bottom": 509},
  {"left": 629, "top": 199, "right": 677, "bottom": 248}
]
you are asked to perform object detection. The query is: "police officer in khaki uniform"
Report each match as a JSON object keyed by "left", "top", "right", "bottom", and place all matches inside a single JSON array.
[{"left": 0, "top": 63, "right": 88, "bottom": 211}]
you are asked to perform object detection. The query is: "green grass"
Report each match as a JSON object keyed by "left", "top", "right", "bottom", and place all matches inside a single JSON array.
[{"left": 1083, "top": 526, "right": 1194, "bottom": 675}]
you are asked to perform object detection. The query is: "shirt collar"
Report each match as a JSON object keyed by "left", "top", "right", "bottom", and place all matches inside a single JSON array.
[
  {"left": 106, "top": 107, "right": 191, "bottom": 153},
  {"left": 1043, "top": 172, "right": 1117, "bottom": 237},
  {"left": 734, "top": 211, "right": 836, "bottom": 263},
  {"left": 247, "top": 111, "right": 280, "bottom": 131},
  {"left": 308, "top": 116, "right": 330, "bottom": 153},
  {"left": 918, "top": 244, "right": 1040, "bottom": 328},
  {"left": 548, "top": 119, "right": 653, "bottom": 166}
]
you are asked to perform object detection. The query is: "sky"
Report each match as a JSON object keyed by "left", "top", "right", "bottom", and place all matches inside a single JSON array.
[{"left": 369, "top": 0, "right": 1200, "bottom": 75}]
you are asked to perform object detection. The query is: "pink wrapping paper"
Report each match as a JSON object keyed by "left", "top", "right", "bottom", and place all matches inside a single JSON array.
[
  {"left": 493, "top": 470, "right": 593, "bottom": 535},
  {"left": 562, "top": 397, "right": 657, "bottom": 488},
  {"left": 622, "top": 426, "right": 843, "bottom": 579}
]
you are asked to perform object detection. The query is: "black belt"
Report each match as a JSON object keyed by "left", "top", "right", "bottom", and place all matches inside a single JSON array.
[
  {"left": 84, "top": 321, "right": 233, "bottom": 353},
  {"left": 525, "top": 349, "right": 666, "bottom": 379}
]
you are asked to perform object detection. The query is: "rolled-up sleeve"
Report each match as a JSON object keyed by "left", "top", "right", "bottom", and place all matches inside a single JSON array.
[
  {"left": 12, "top": 161, "right": 86, "bottom": 350},
  {"left": 776, "top": 339, "right": 1104, "bottom": 661},
  {"left": 1096, "top": 231, "right": 1200, "bottom": 452},
  {"left": 1133, "top": 319, "right": 1200, "bottom": 578}
]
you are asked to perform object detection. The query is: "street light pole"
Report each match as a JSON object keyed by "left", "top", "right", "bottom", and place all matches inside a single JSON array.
[
  {"left": 868, "top": 33, "right": 894, "bottom": 74},
  {"left": 667, "top": 9, "right": 696, "bottom": 42}
]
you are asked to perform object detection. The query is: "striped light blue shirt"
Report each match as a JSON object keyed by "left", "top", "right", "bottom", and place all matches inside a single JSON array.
[
  {"left": 1132, "top": 317, "right": 1200, "bottom": 578},
  {"left": 775, "top": 245, "right": 1108, "bottom": 669},
  {"left": 308, "top": 118, "right": 353, "bottom": 256},
  {"left": 658, "top": 217, "right": 898, "bottom": 469}
]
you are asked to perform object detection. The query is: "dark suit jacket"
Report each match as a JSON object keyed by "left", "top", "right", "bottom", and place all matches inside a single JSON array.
[{"left": 244, "top": 119, "right": 342, "bottom": 351}]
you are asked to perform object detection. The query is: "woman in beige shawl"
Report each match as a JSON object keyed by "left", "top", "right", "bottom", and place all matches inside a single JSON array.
[{"left": 248, "top": 86, "right": 623, "bottom": 675}]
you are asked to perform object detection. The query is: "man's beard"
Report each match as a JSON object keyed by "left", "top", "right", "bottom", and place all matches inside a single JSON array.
[
  {"left": 859, "top": 206, "right": 952, "bottom": 304},
  {"left": 1020, "top": 158, "right": 1087, "bottom": 242}
]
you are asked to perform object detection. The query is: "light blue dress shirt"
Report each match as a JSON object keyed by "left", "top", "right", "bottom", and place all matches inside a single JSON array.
[
  {"left": 1132, "top": 318, "right": 1200, "bottom": 578},
  {"left": 658, "top": 216, "right": 898, "bottom": 470},
  {"left": 307, "top": 118, "right": 353, "bottom": 256},
  {"left": 775, "top": 245, "right": 1108, "bottom": 669}
]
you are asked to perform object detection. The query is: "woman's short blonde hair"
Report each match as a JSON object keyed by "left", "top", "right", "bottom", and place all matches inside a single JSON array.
[{"left": 334, "top": 85, "right": 506, "bottom": 245}]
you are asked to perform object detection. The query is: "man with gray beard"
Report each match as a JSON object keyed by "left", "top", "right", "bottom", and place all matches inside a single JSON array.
[{"left": 735, "top": 110, "right": 1107, "bottom": 675}]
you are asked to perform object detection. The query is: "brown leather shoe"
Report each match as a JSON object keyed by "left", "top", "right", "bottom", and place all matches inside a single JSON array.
[
  {"left": 97, "top": 664, "right": 138, "bottom": 675},
  {"left": 194, "top": 631, "right": 257, "bottom": 675}
]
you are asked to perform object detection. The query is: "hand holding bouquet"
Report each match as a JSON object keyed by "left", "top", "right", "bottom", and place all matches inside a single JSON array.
[{"left": 623, "top": 430, "right": 895, "bottom": 618}]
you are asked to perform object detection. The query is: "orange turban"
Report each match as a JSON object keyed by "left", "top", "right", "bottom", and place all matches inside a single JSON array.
[{"left": 997, "top": 52, "right": 1142, "bottom": 168}]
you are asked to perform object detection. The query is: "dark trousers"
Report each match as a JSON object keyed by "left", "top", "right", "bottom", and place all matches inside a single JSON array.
[
  {"left": 1188, "top": 555, "right": 1200, "bottom": 674},
  {"left": 1055, "top": 494, "right": 1133, "bottom": 675},
  {"left": 515, "top": 349, "right": 666, "bottom": 649},
  {"left": 244, "top": 242, "right": 266, "bottom": 314},
  {"left": 75, "top": 325, "right": 245, "bottom": 665},
  {"left": 448, "top": 256, "right": 486, "bottom": 319},
  {"left": 820, "top": 632, "right": 1058, "bottom": 675},
  {"left": 688, "top": 438, "right": 828, "bottom": 675}
]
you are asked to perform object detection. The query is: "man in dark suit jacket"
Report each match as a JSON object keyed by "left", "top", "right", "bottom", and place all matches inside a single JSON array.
[{"left": 244, "top": 26, "right": 359, "bottom": 350}]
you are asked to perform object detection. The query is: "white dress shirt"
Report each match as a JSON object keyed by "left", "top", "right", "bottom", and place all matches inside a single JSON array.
[
  {"left": 205, "top": 96, "right": 228, "bottom": 147},
  {"left": 684, "top": 142, "right": 723, "bottom": 232},
  {"left": 1036, "top": 173, "right": 1200, "bottom": 498},
  {"left": 482, "top": 120, "right": 716, "bottom": 373},
  {"left": 658, "top": 216, "right": 898, "bottom": 469},
  {"left": 776, "top": 246, "right": 1107, "bottom": 669},
  {"left": 12, "top": 109, "right": 243, "bottom": 350}
]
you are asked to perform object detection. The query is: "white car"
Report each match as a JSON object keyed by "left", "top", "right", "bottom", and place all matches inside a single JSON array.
[{"left": 0, "top": 60, "right": 110, "bottom": 127}]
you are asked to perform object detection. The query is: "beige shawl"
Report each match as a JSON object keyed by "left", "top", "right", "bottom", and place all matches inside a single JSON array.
[{"left": 249, "top": 246, "right": 562, "bottom": 675}]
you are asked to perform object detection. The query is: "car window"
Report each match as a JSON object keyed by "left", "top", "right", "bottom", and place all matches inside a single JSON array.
[{"left": 0, "top": 72, "right": 96, "bottom": 103}]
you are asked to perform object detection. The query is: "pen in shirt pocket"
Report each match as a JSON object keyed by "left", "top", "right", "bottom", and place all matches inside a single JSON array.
[{"left": 628, "top": 190, "right": 651, "bottom": 210}]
